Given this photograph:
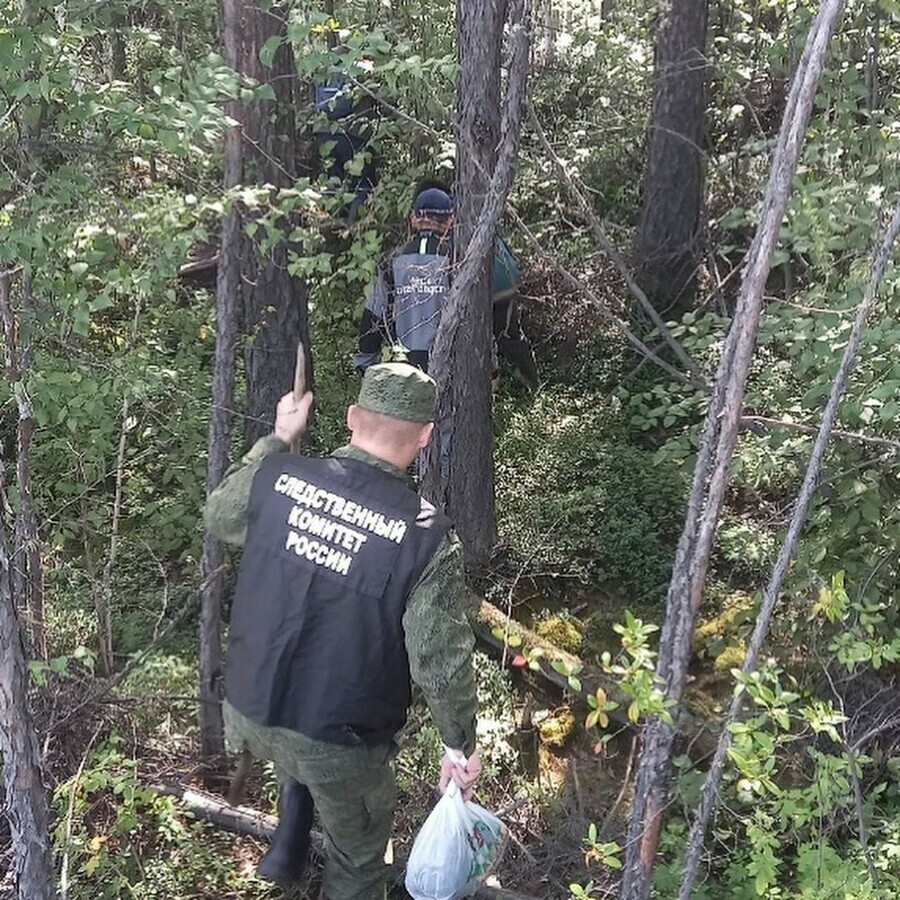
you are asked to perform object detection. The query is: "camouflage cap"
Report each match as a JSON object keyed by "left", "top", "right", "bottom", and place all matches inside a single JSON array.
[{"left": 357, "top": 363, "right": 436, "bottom": 423}]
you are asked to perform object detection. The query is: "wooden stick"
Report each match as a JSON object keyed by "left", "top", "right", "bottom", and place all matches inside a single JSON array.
[
  {"left": 291, "top": 342, "right": 307, "bottom": 455},
  {"left": 226, "top": 749, "right": 253, "bottom": 806}
]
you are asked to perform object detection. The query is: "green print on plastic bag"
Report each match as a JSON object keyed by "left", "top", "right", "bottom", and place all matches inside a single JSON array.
[{"left": 466, "top": 817, "right": 502, "bottom": 879}]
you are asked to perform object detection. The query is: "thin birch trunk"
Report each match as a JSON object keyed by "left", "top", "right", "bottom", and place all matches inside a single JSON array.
[
  {"left": 198, "top": 0, "right": 243, "bottom": 758},
  {"left": 0, "top": 270, "right": 46, "bottom": 660}
]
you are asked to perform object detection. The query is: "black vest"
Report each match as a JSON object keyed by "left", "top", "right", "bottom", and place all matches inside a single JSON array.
[{"left": 225, "top": 453, "right": 450, "bottom": 747}]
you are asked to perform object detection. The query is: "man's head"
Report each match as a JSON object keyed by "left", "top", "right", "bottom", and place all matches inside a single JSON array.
[
  {"left": 348, "top": 363, "right": 436, "bottom": 468},
  {"left": 410, "top": 187, "right": 454, "bottom": 235}
]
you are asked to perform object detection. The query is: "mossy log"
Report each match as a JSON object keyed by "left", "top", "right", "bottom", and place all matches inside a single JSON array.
[
  {"left": 473, "top": 598, "right": 719, "bottom": 759},
  {"left": 152, "top": 782, "right": 536, "bottom": 900}
]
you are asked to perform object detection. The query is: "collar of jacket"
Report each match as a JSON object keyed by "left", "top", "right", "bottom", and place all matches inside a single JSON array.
[{"left": 331, "top": 444, "right": 416, "bottom": 489}]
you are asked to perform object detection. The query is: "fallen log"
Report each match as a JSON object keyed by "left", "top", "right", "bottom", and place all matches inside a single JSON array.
[
  {"left": 473, "top": 598, "right": 719, "bottom": 759},
  {"left": 153, "top": 782, "right": 280, "bottom": 844},
  {"left": 152, "top": 781, "right": 537, "bottom": 900}
]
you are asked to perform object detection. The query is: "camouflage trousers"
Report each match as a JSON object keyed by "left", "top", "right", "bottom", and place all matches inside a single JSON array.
[{"left": 223, "top": 702, "right": 397, "bottom": 900}]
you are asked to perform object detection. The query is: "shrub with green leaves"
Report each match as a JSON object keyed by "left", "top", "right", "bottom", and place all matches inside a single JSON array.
[{"left": 496, "top": 389, "right": 687, "bottom": 602}]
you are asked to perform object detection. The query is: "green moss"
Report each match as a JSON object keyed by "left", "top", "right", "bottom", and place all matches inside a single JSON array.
[
  {"left": 693, "top": 589, "right": 754, "bottom": 653},
  {"left": 713, "top": 642, "right": 748, "bottom": 672},
  {"left": 684, "top": 687, "right": 723, "bottom": 719},
  {"left": 535, "top": 614, "right": 584, "bottom": 652},
  {"left": 537, "top": 707, "right": 576, "bottom": 748}
]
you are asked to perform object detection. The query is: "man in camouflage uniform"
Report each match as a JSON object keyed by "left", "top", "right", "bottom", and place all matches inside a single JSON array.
[{"left": 205, "top": 363, "right": 481, "bottom": 899}]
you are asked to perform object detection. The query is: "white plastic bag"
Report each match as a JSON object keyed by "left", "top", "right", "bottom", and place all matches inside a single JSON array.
[{"left": 405, "top": 781, "right": 507, "bottom": 900}]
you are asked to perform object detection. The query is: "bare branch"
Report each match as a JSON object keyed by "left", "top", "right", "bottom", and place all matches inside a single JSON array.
[
  {"left": 741, "top": 415, "right": 900, "bottom": 452},
  {"left": 507, "top": 207, "right": 707, "bottom": 390}
]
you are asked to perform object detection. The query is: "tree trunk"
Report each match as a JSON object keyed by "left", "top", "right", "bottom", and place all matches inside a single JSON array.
[
  {"left": 200, "top": 0, "right": 312, "bottom": 757},
  {"left": 422, "top": 0, "right": 529, "bottom": 566},
  {"left": 0, "top": 271, "right": 46, "bottom": 660},
  {"left": 235, "top": 2, "right": 310, "bottom": 449},
  {"left": 198, "top": 0, "right": 243, "bottom": 759},
  {"left": 865, "top": 1, "right": 879, "bottom": 111},
  {"left": 620, "top": 0, "right": 845, "bottom": 895},
  {"left": 634, "top": 0, "right": 708, "bottom": 316},
  {"left": 0, "top": 460, "right": 56, "bottom": 900},
  {"left": 445, "top": 0, "right": 504, "bottom": 562}
]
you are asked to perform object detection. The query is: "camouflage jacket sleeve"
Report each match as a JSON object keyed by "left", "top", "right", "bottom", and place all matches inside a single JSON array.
[
  {"left": 203, "top": 435, "right": 288, "bottom": 546},
  {"left": 403, "top": 532, "right": 478, "bottom": 756}
]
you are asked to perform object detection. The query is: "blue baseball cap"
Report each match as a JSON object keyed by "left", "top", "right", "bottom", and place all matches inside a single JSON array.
[{"left": 413, "top": 188, "right": 454, "bottom": 217}]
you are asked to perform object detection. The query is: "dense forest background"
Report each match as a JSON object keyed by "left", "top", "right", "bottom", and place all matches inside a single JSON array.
[{"left": 3, "top": 0, "right": 900, "bottom": 897}]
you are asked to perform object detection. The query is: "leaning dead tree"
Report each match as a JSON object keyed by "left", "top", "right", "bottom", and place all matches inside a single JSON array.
[
  {"left": 620, "top": 0, "right": 846, "bottom": 895},
  {"left": 422, "top": 0, "right": 531, "bottom": 565},
  {"left": 0, "top": 458, "right": 56, "bottom": 900},
  {"left": 677, "top": 202, "right": 900, "bottom": 899}
]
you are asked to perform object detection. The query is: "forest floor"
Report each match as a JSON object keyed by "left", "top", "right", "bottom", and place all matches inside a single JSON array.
[{"left": 27, "top": 570, "right": 707, "bottom": 899}]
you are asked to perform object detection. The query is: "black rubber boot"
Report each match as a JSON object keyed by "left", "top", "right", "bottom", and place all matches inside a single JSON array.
[{"left": 257, "top": 780, "right": 315, "bottom": 884}]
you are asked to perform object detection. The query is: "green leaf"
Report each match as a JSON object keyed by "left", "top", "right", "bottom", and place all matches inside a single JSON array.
[{"left": 259, "top": 35, "right": 283, "bottom": 67}]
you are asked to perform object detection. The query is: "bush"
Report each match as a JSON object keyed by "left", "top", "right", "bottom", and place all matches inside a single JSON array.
[{"left": 496, "top": 389, "right": 687, "bottom": 602}]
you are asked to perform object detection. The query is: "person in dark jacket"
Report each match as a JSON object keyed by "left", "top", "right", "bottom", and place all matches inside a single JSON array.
[
  {"left": 352, "top": 186, "right": 537, "bottom": 389},
  {"left": 313, "top": 50, "right": 379, "bottom": 224},
  {"left": 205, "top": 363, "right": 481, "bottom": 899}
]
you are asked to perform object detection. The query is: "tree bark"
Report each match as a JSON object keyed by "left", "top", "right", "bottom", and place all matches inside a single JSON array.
[
  {"left": 422, "top": 0, "right": 529, "bottom": 565},
  {"left": 620, "top": 1, "right": 845, "bottom": 895},
  {"left": 864, "top": 1, "right": 879, "bottom": 111},
  {"left": 235, "top": 1, "right": 310, "bottom": 449},
  {"left": 199, "top": 0, "right": 242, "bottom": 759},
  {"left": 677, "top": 201, "right": 900, "bottom": 900},
  {"left": 634, "top": 0, "right": 709, "bottom": 316},
  {"left": 0, "top": 459, "right": 56, "bottom": 900},
  {"left": 0, "top": 270, "right": 46, "bottom": 660}
]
